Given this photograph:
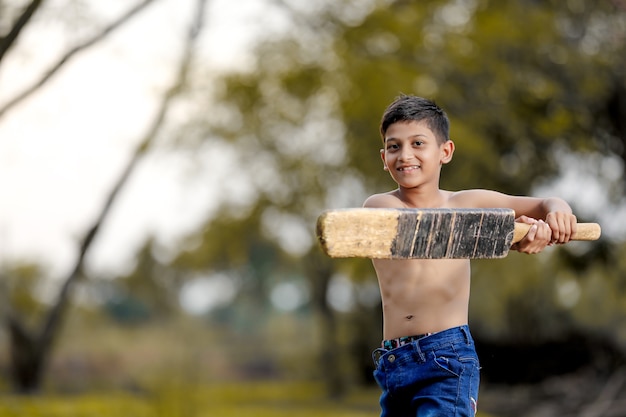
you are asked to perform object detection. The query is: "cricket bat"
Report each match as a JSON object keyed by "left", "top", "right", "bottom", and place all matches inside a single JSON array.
[{"left": 316, "top": 208, "right": 601, "bottom": 259}]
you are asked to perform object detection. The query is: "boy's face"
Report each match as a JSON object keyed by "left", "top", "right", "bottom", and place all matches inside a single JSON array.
[{"left": 380, "top": 120, "right": 454, "bottom": 189}]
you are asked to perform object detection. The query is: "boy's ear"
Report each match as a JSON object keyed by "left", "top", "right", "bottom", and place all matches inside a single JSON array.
[
  {"left": 380, "top": 149, "right": 389, "bottom": 170},
  {"left": 440, "top": 140, "right": 455, "bottom": 165}
]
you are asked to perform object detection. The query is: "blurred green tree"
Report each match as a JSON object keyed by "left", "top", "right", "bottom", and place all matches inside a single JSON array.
[
  {"left": 173, "top": 0, "right": 626, "bottom": 394},
  {"left": 103, "top": 240, "right": 181, "bottom": 323}
]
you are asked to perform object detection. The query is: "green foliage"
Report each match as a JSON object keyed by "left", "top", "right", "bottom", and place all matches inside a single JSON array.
[
  {"left": 5, "top": 0, "right": 620, "bottom": 396},
  {"left": 172, "top": 206, "right": 304, "bottom": 327},
  {"left": 98, "top": 240, "right": 185, "bottom": 322},
  {"left": 184, "top": 0, "right": 626, "bottom": 232},
  {"left": 166, "top": 0, "right": 626, "bottom": 389},
  {"left": 0, "top": 264, "right": 48, "bottom": 328},
  {"left": 471, "top": 239, "right": 626, "bottom": 348},
  {"left": 332, "top": 0, "right": 625, "bottom": 193}
]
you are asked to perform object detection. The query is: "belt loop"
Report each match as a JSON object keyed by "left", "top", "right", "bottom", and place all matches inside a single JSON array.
[
  {"left": 460, "top": 325, "right": 471, "bottom": 345},
  {"left": 413, "top": 339, "right": 425, "bottom": 362},
  {"left": 372, "top": 348, "right": 386, "bottom": 367}
]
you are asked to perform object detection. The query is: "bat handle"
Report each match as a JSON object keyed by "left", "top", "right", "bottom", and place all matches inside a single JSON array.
[{"left": 512, "top": 222, "right": 602, "bottom": 244}]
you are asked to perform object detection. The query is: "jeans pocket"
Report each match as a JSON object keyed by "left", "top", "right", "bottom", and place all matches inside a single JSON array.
[{"left": 434, "top": 352, "right": 462, "bottom": 377}]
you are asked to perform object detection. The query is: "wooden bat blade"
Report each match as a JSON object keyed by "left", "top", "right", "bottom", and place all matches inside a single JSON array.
[
  {"left": 316, "top": 208, "right": 601, "bottom": 259},
  {"left": 316, "top": 208, "right": 516, "bottom": 259}
]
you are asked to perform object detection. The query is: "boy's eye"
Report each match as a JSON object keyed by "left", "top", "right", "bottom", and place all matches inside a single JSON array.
[
  {"left": 387, "top": 143, "right": 399, "bottom": 150},
  {"left": 414, "top": 140, "right": 424, "bottom": 146}
]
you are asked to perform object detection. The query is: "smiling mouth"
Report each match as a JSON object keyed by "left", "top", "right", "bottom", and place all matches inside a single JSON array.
[{"left": 397, "top": 165, "right": 420, "bottom": 172}]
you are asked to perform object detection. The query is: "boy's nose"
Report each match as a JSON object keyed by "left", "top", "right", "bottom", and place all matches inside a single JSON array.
[{"left": 399, "top": 149, "right": 415, "bottom": 161}]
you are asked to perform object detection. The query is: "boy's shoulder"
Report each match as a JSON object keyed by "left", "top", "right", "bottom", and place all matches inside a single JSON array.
[
  {"left": 363, "top": 191, "right": 405, "bottom": 208},
  {"left": 364, "top": 189, "right": 460, "bottom": 209}
]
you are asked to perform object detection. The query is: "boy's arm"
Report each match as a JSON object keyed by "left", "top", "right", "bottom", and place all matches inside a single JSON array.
[{"left": 450, "top": 190, "right": 577, "bottom": 253}]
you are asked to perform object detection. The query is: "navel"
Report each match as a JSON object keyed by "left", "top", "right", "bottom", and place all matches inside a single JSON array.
[{"left": 405, "top": 315, "right": 414, "bottom": 321}]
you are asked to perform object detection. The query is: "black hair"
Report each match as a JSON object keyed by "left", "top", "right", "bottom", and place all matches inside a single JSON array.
[{"left": 380, "top": 95, "right": 450, "bottom": 144}]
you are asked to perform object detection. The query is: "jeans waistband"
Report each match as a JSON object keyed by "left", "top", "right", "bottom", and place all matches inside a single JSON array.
[
  {"left": 381, "top": 333, "right": 434, "bottom": 350},
  {"left": 373, "top": 325, "right": 473, "bottom": 366}
]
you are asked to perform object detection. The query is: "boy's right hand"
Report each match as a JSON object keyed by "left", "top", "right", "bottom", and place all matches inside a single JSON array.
[{"left": 511, "top": 215, "right": 552, "bottom": 254}]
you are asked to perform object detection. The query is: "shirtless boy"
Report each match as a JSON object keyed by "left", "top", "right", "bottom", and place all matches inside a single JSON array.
[{"left": 365, "top": 95, "right": 577, "bottom": 416}]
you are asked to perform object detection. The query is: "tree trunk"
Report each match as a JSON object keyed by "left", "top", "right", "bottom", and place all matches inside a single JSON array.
[
  {"left": 3, "top": 0, "right": 208, "bottom": 393},
  {"left": 7, "top": 317, "right": 43, "bottom": 394},
  {"left": 306, "top": 249, "right": 345, "bottom": 399}
]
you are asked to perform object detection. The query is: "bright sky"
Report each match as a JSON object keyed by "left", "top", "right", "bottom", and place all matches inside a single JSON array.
[{"left": 0, "top": 0, "right": 279, "bottom": 279}]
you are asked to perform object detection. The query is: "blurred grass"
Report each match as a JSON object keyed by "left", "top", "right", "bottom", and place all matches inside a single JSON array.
[
  {"left": 0, "top": 380, "right": 497, "bottom": 417},
  {"left": 0, "top": 380, "right": 379, "bottom": 417},
  {"left": 0, "top": 314, "right": 497, "bottom": 416}
]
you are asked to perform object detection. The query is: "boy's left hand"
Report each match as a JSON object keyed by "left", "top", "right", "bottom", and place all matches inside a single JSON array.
[
  {"left": 545, "top": 211, "right": 577, "bottom": 245},
  {"left": 512, "top": 216, "right": 553, "bottom": 254}
]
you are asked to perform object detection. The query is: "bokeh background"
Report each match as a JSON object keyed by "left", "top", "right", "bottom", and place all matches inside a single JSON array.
[{"left": 1, "top": 1, "right": 625, "bottom": 416}]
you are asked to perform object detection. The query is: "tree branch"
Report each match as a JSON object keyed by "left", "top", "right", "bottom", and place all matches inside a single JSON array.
[
  {"left": 36, "top": 0, "right": 209, "bottom": 365},
  {"left": 0, "top": 0, "right": 45, "bottom": 64},
  {"left": 0, "top": 0, "right": 158, "bottom": 121}
]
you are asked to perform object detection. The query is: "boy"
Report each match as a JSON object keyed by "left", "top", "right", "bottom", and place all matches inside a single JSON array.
[{"left": 365, "top": 95, "right": 577, "bottom": 416}]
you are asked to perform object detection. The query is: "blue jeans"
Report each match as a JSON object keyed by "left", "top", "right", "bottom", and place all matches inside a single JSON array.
[{"left": 372, "top": 325, "right": 480, "bottom": 417}]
